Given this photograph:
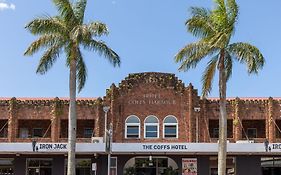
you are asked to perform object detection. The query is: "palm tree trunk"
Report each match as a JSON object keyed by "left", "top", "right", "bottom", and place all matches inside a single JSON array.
[
  {"left": 218, "top": 50, "right": 227, "bottom": 175},
  {"left": 67, "top": 57, "right": 77, "bottom": 175}
]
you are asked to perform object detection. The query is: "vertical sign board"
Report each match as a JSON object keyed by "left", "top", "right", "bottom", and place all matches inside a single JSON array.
[
  {"left": 92, "top": 163, "right": 97, "bottom": 175},
  {"left": 182, "top": 158, "right": 197, "bottom": 175}
]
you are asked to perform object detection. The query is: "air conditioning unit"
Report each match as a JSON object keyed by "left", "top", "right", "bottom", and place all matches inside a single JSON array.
[
  {"left": 236, "top": 140, "right": 255, "bottom": 143},
  {"left": 91, "top": 137, "right": 103, "bottom": 143}
]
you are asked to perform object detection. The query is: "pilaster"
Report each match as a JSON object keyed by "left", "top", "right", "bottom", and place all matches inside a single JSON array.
[
  {"left": 95, "top": 98, "right": 103, "bottom": 138},
  {"left": 268, "top": 97, "right": 275, "bottom": 142},
  {"left": 201, "top": 98, "right": 209, "bottom": 142},
  {"left": 8, "top": 97, "right": 17, "bottom": 142},
  {"left": 51, "top": 97, "right": 61, "bottom": 142},
  {"left": 233, "top": 97, "right": 242, "bottom": 141},
  {"left": 188, "top": 83, "right": 195, "bottom": 142}
]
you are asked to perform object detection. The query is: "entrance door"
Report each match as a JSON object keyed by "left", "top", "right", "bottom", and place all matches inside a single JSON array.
[
  {"left": 136, "top": 167, "right": 156, "bottom": 175},
  {"left": 124, "top": 156, "right": 178, "bottom": 175},
  {"left": 134, "top": 157, "right": 173, "bottom": 175}
]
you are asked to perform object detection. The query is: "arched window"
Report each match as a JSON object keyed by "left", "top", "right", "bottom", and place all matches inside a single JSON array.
[
  {"left": 163, "top": 115, "right": 178, "bottom": 138},
  {"left": 125, "top": 115, "right": 140, "bottom": 138},
  {"left": 144, "top": 115, "right": 159, "bottom": 138}
]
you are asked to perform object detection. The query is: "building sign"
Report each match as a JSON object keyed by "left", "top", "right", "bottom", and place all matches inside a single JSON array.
[
  {"left": 0, "top": 143, "right": 105, "bottom": 153},
  {"left": 142, "top": 144, "right": 188, "bottom": 150},
  {"left": 113, "top": 143, "right": 215, "bottom": 153},
  {"left": 268, "top": 143, "right": 281, "bottom": 152},
  {"left": 32, "top": 141, "right": 67, "bottom": 152},
  {"left": 182, "top": 158, "right": 197, "bottom": 175},
  {"left": 2, "top": 142, "right": 281, "bottom": 154},
  {"left": 128, "top": 93, "right": 176, "bottom": 105}
]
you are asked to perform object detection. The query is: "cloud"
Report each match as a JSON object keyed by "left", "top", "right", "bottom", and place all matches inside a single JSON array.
[{"left": 0, "top": 1, "right": 15, "bottom": 11}]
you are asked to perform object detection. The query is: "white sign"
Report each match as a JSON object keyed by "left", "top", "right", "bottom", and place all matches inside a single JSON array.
[
  {"left": 113, "top": 143, "right": 217, "bottom": 153},
  {"left": 269, "top": 143, "right": 281, "bottom": 152},
  {"left": 34, "top": 143, "right": 67, "bottom": 152},
  {"left": 0, "top": 143, "right": 105, "bottom": 153},
  {"left": 182, "top": 158, "right": 197, "bottom": 175},
  {"left": 92, "top": 163, "right": 97, "bottom": 171},
  {"left": 112, "top": 143, "right": 278, "bottom": 154},
  {"left": 0, "top": 142, "right": 281, "bottom": 154}
]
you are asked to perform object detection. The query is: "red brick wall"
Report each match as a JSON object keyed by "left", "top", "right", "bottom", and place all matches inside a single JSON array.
[
  {"left": 0, "top": 73, "right": 279, "bottom": 143},
  {"left": 60, "top": 119, "right": 95, "bottom": 138}
]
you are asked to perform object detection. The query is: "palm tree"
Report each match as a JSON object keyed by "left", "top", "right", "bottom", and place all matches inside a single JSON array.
[
  {"left": 175, "top": 0, "right": 264, "bottom": 174},
  {"left": 24, "top": 0, "right": 120, "bottom": 175}
]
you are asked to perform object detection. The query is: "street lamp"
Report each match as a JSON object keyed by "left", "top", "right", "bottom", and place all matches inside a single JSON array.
[
  {"left": 194, "top": 107, "right": 201, "bottom": 143},
  {"left": 103, "top": 106, "right": 110, "bottom": 142},
  {"left": 103, "top": 106, "right": 111, "bottom": 175},
  {"left": 107, "top": 123, "right": 113, "bottom": 175}
]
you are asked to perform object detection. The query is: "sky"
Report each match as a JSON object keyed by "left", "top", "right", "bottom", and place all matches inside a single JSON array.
[{"left": 0, "top": 0, "right": 280, "bottom": 98}]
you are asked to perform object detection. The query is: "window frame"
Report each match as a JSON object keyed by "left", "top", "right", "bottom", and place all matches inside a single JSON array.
[
  {"left": 110, "top": 157, "right": 117, "bottom": 175},
  {"left": 19, "top": 128, "right": 29, "bottom": 138},
  {"left": 163, "top": 115, "right": 178, "bottom": 139},
  {"left": 213, "top": 128, "right": 219, "bottom": 138},
  {"left": 144, "top": 115, "right": 159, "bottom": 139},
  {"left": 0, "top": 127, "right": 8, "bottom": 138},
  {"left": 247, "top": 128, "right": 257, "bottom": 138},
  {"left": 83, "top": 128, "right": 93, "bottom": 138},
  {"left": 32, "top": 128, "right": 43, "bottom": 138},
  {"left": 125, "top": 115, "right": 140, "bottom": 139}
]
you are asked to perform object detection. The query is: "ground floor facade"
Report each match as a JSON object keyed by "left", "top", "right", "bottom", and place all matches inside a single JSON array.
[
  {"left": 1, "top": 155, "right": 281, "bottom": 175},
  {"left": 1, "top": 142, "right": 281, "bottom": 175}
]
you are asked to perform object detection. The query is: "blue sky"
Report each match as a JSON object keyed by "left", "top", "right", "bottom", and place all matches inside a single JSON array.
[{"left": 0, "top": 0, "right": 280, "bottom": 98}]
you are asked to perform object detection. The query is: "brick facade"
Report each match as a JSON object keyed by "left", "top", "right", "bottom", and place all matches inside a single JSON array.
[{"left": 0, "top": 72, "right": 280, "bottom": 143}]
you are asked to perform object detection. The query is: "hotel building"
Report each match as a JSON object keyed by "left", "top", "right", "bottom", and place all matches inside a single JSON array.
[{"left": 0, "top": 72, "right": 280, "bottom": 175}]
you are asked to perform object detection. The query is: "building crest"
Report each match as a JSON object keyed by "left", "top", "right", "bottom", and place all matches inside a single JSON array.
[{"left": 114, "top": 72, "right": 186, "bottom": 95}]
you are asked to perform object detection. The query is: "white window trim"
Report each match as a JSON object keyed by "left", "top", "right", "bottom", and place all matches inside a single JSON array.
[
  {"left": 144, "top": 115, "right": 159, "bottom": 139},
  {"left": 125, "top": 115, "right": 140, "bottom": 139},
  {"left": 163, "top": 115, "right": 178, "bottom": 139}
]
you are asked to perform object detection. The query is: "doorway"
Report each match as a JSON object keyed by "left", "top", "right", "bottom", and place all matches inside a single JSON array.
[
  {"left": 261, "top": 157, "right": 281, "bottom": 175},
  {"left": 124, "top": 156, "right": 178, "bottom": 175}
]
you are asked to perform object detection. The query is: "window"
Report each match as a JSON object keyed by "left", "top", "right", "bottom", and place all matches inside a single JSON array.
[
  {"left": 0, "top": 128, "right": 8, "bottom": 138},
  {"left": 83, "top": 128, "right": 93, "bottom": 138},
  {"left": 163, "top": 116, "right": 178, "bottom": 138},
  {"left": 0, "top": 159, "right": 13, "bottom": 175},
  {"left": 125, "top": 115, "right": 140, "bottom": 139},
  {"left": 19, "top": 128, "right": 29, "bottom": 138},
  {"left": 33, "top": 128, "right": 43, "bottom": 138},
  {"left": 247, "top": 128, "right": 257, "bottom": 138},
  {"left": 213, "top": 128, "right": 219, "bottom": 138},
  {"left": 76, "top": 159, "right": 91, "bottom": 175},
  {"left": 27, "top": 158, "right": 52, "bottom": 175},
  {"left": 110, "top": 157, "right": 117, "bottom": 175},
  {"left": 144, "top": 115, "right": 159, "bottom": 138}
]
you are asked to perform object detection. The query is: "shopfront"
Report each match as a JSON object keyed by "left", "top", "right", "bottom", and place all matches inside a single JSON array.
[
  {"left": 1, "top": 142, "right": 281, "bottom": 175},
  {"left": 0, "top": 159, "right": 13, "bottom": 175},
  {"left": 123, "top": 156, "right": 178, "bottom": 175}
]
